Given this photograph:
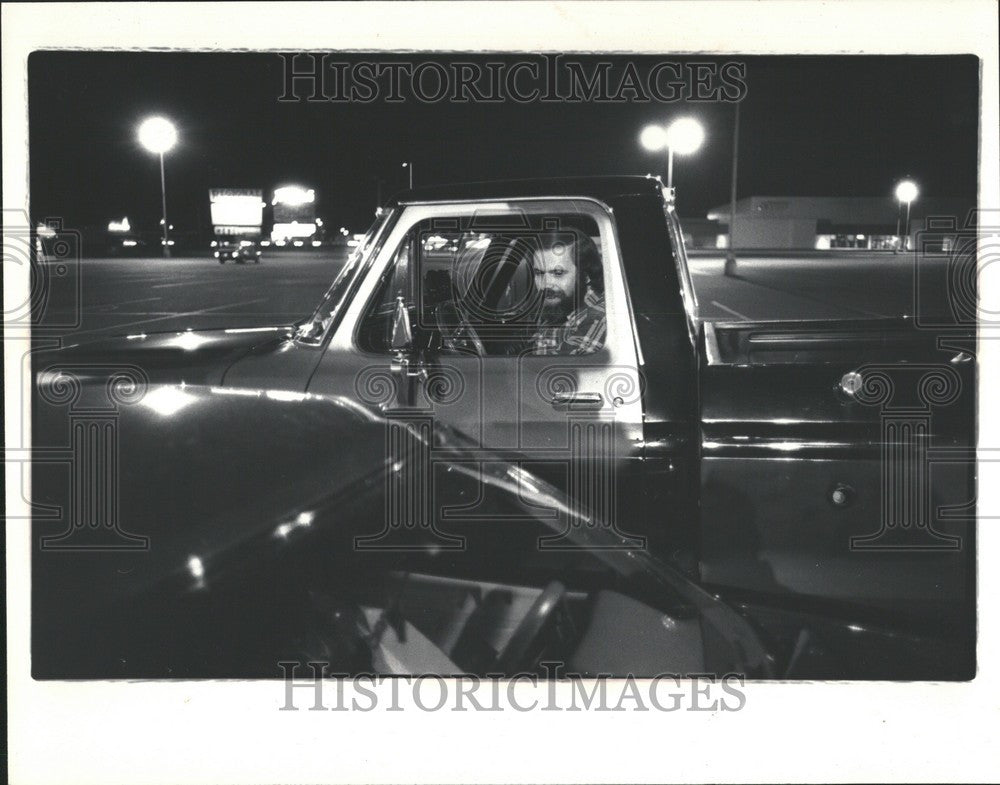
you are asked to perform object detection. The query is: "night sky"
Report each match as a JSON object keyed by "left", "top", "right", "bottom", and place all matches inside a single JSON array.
[{"left": 28, "top": 52, "right": 979, "bottom": 233}]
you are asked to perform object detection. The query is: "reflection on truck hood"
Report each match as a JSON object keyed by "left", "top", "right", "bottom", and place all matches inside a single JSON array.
[
  {"left": 32, "top": 382, "right": 387, "bottom": 596},
  {"left": 32, "top": 380, "right": 775, "bottom": 678},
  {"left": 36, "top": 324, "right": 295, "bottom": 386},
  {"left": 32, "top": 379, "right": 961, "bottom": 680}
]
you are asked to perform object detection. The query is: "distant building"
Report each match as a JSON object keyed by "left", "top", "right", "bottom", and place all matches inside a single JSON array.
[
  {"left": 702, "top": 195, "right": 974, "bottom": 250},
  {"left": 678, "top": 218, "right": 729, "bottom": 250}
]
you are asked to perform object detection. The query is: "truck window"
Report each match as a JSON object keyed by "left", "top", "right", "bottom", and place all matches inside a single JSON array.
[{"left": 356, "top": 214, "right": 607, "bottom": 356}]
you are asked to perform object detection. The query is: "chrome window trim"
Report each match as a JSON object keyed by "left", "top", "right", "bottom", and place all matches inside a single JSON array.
[
  {"left": 293, "top": 208, "right": 399, "bottom": 348},
  {"left": 343, "top": 196, "right": 643, "bottom": 367},
  {"left": 662, "top": 198, "right": 700, "bottom": 351},
  {"left": 703, "top": 321, "right": 723, "bottom": 366}
]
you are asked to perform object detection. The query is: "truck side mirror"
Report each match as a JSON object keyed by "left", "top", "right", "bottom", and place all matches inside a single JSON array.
[{"left": 390, "top": 296, "right": 413, "bottom": 352}]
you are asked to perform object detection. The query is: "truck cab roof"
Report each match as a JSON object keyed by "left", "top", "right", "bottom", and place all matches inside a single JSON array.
[{"left": 391, "top": 175, "right": 666, "bottom": 205}]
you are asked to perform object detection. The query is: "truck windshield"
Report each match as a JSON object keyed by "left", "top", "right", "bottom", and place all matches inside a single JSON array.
[{"left": 295, "top": 211, "right": 393, "bottom": 343}]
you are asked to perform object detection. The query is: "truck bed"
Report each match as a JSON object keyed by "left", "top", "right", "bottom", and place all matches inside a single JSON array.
[
  {"left": 697, "top": 316, "right": 976, "bottom": 625},
  {"left": 704, "top": 317, "right": 972, "bottom": 367}
]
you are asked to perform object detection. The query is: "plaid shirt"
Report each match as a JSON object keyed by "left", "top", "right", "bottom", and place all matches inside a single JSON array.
[{"left": 532, "top": 289, "right": 607, "bottom": 355}]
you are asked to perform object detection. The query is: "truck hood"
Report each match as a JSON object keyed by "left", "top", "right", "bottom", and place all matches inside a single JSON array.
[
  {"left": 32, "top": 379, "right": 778, "bottom": 679},
  {"left": 32, "top": 382, "right": 389, "bottom": 605},
  {"left": 32, "top": 379, "right": 956, "bottom": 680},
  {"left": 35, "top": 324, "right": 294, "bottom": 386}
]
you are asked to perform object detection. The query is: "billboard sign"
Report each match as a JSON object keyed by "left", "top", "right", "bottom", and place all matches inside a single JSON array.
[
  {"left": 209, "top": 188, "right": 263, "bottom": 231},
  {"left": 272, "top": 186, "right": 316, "bottom": 225},
  {"left": 214, "top": 224, "right": 262, "bottom": 237}
]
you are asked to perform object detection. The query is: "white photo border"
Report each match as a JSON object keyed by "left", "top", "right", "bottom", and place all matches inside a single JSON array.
[{"left": 4, "top": 2, "right": 999, "bottom": 783}]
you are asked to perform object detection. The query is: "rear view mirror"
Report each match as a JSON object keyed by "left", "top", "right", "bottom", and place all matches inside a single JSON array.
[{"left": 390, "top": 296, "right": 413, "bottom": 351}]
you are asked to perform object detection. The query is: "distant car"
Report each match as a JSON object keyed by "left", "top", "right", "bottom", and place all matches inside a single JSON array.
[
  {"left": 214, "top": 239, "right": 262, "bottom": 264},
  {"left": 107, "top": 235, "right": 149, "bottom": 256}
]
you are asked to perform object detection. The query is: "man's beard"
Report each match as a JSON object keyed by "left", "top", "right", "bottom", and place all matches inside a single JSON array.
[{"left": 539, "top": 289, "right": 574, "bottom": 324}]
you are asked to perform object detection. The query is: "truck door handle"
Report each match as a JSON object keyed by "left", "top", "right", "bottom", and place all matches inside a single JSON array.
[
  {"left": 551, "top": 392, "right": 604, "bottom": 410},
  {"left": 390, "top": 353, "right": 427, "bottom": 379}
]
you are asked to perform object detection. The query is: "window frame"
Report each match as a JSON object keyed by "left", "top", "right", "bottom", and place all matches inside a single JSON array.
[{"left": 347, "top": 197, "right": 641, "bottom": 363}]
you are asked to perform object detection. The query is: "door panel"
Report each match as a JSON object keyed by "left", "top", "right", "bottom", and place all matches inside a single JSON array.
[{"left": 308, "top": 200, "right": 646, "bottom": 544}]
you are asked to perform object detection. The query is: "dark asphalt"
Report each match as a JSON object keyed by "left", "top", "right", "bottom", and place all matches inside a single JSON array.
[
  {"left": 690, "top": 252, "right": 941, "bottom": 322},
  {"left": 34, "top": 248, "right": 951, "bottom": 343},
  {"left": 36, "top": 250, "right": 348, "bottom": 341}
]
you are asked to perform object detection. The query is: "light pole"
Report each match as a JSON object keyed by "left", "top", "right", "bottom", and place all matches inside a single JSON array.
[
  {"left": 138, "top": 116, "right": 178, "bottom": 257},
  {"left": 728, "top": 102, "right": 740, "bottom": 259},
  {"left": 894, "top": 179, "right": 919, "bottom": 251},
  {"left": 402, "top": 161, "right": 413, "bottom": 189},
  {"left": 640, "top": 117, "right": 705, "bottom": 189}
]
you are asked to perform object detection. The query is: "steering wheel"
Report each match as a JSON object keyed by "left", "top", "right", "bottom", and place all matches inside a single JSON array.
[
  {"left": 494, "top": 580, "right": 566, "bottom": 673},
  {"left": 434, "top": 302, "right": 487, "bottom": 357}
]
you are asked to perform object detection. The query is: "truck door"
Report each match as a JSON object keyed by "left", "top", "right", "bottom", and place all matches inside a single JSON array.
[{"left": 307, "top": 199, "right": 647, "bottom": 546}]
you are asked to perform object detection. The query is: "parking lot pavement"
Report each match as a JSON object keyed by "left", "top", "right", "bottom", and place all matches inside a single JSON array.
[
  {"left": 689, "top": 253, "right": 945, "bottom": 322},
  {"left": 36, "top": 249, "right": 351, "bottom": 341},
  {"left": 34, "top": 249, "right": 942, "bottom": 345}
]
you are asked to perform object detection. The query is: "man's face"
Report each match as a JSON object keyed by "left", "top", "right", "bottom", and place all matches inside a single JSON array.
[{"left": 531, "top": 242, "right": 578, "bottom": 318}]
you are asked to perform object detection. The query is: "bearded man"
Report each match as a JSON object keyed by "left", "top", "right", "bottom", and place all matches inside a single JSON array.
[{"left": 529, "top": 228, "right": 606, "bottom": 355}]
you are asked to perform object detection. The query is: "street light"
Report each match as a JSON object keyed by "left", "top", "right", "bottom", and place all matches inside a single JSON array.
[
  {"left": 402, "top": 161, "right": 414, "bottom": 189},
  {"left": 137, "top": 116, "right": 177, "bottom": 257},
  {"left": 894, "top": 179, "right": 919, "bottom": 250},
  {"left": 639, "top": 125, "right": 668, "bottom": 153},
  {"left": 640, "top": 118, "right": 705, "bottom": 189}
]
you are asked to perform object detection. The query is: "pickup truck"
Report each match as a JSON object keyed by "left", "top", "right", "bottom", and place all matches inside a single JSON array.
[{"left": 40, "top": 176, "right": 976, "bottom": 644}]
